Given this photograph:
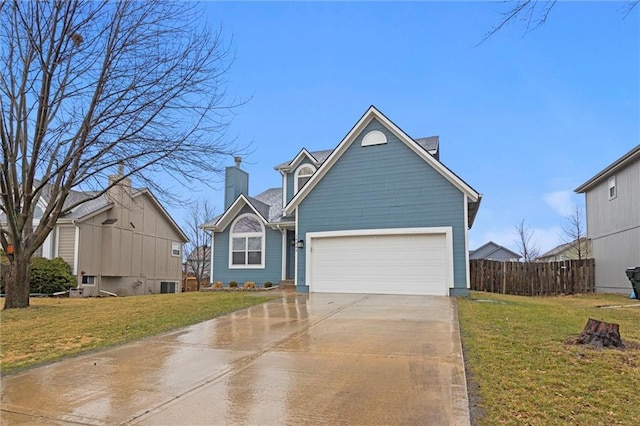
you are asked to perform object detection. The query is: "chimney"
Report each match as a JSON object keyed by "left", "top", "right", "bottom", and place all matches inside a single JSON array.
[
  {"left": 108, "top": 162, "right": 132, "bottom": 206},
  {"left": 224, "top": 157, "right": 249, "bottom": 210}
]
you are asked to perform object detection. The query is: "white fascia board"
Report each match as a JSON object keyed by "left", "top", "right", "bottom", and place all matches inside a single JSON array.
[
  {"left": 285, "top": 108, "right": 378, "bottom": 215},
  {"left": 276, "top": 148, "right": 316, "bottom": 173},
  {"left": 371, "top": 109, "right": 480, "bottom": 202},
  {"left": 285, "top": 106, "right": 479, "bottom": 215},
  {"left": 212, "top": 194, "right": 269, "bottom": 232}
]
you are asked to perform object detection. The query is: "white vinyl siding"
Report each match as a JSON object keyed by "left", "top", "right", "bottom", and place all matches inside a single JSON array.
[{"left": 56, "top": 225, "right": 76, "bottom": 272}]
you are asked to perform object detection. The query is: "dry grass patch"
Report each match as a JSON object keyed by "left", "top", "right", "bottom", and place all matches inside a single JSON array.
[
  {"left": 0, "top": 292, "right": 278, "bottom": 374},
  {"left": 458, "top": 292, "right": 640, "bottom": 425}
]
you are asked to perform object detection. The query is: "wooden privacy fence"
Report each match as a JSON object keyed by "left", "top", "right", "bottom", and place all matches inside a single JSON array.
[{"left": 470, "top": 259, "right": 595, "bottom": 296}]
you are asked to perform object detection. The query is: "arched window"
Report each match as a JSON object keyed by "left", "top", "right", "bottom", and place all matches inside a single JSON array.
[
  {"left": 294, "top": 165, "right": 315, "bottom": 193},
  {"left": 229, "top": 214, "right": 265, "bottom": 268}
]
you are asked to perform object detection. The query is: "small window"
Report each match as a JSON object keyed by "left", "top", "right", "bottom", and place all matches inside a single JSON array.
[
  {"left": 294, "top": 165, "right": 315, "bottom": 193},
  {"left": 229, "top": 214, "right": 265, "bottom": 268},
  {"left": 361, "top": 130, "right": 388, "bottom": 147},
  {"left": 608, "top": 176, "right": 616, "bottom": 200},
  {"left": 82, "top": 275, "right": 96, "bottom": 285},
  {"left": 160, "top": 281, "right": 177, "bottom": 293},
  {"left": 171, "top": 242, "right": 181, "bottom": 257}
]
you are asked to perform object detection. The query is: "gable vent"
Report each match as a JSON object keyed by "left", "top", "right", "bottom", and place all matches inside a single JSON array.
[{"left": 361, "top": 130, "right": 387, "bottom": 147}]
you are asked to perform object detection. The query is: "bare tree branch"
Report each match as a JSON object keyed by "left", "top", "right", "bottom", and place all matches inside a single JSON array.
[
  {"left": 560, "top": 204, "right": 590, "bottom": 260},
  {"left": 515, "top": 219, "right": 540, "bottom": 262},
  {"left": 183, "top": 200, "right": 215, "bottom": 290},
  {"left": 0, "top": 1, "right": 243, "bottom": 308},
  {"left": 480, "top": 0, "right": 638, "bottom": 44}
]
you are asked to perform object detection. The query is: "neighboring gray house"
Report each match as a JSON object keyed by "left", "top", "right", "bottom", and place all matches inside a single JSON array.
[
  {"left": 18, "top": 173, "right": 188, "bottom": 296},
  {"left": 575, "top": 145, "right": 640, "bottom": 293},
  {"left": 203, "top": 106, "right": 481, "bottom": 296},
  {"left": 469, "top": 241, "right": 521, "bottom": 261}
]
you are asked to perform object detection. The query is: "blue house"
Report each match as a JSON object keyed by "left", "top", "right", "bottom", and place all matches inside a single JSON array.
[{"left": 203, "top": 106, "right": 481, "bottom": 296}]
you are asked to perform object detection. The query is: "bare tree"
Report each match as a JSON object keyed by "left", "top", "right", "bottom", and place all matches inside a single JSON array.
[
  {"left": 561, "top": 204, "right": 590, "bottom": 260},
  {"left": 515, "top": 219, "right": 540, "bottom": 262},
  {"left": 183, "top": 201, "right": 215, "bottom": 291},
  {"left": 0, "top": 1, "right": 241, "bottom": 308},
  {"left": 482, "top": 0, "right": 639, "bottom": 42}
]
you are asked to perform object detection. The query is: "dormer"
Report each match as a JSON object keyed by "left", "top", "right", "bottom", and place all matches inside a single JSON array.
[{"left": 274, "top": 148, "right": 332, "bottom": 205}]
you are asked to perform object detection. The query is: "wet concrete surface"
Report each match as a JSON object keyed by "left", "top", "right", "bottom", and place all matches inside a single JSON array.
[{"left": 1, "top": 293, "right": 469, "bottom": 425}]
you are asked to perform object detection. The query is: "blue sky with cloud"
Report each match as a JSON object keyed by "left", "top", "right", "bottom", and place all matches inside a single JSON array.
[{"left": 169, "top": 1, "right": 639, "bottom": 255}]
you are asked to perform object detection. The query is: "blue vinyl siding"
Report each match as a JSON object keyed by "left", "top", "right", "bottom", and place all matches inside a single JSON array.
[
  {"left": 212, "top": 205, "right": 282, "bottom": 285},
  {"left": 297, "top": 119, "right": 468, "bottom": 292}
]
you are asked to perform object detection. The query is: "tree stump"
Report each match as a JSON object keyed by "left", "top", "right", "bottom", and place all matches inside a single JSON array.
[{"left": 576, "top": 318, "right": 624, "bottom": 349}]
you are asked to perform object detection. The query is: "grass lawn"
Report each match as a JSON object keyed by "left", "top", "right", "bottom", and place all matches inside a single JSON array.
[
  {"left": 0, "top": 291, "right": 279, "bottom": 375},
  {"left": 458, "top": 291, "right": 640, "bottom": 425}
]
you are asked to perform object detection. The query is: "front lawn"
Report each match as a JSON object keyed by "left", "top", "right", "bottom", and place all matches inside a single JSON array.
[
  {"left": 458, "top": 292, "right": 640, "bottom": 425},
  {"left": 0, "top": 292, "right": 278, "bottom": 375}
]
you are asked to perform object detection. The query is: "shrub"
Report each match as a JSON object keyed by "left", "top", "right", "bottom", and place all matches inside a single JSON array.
[
  {"left": 229, "top": 281, "right": 238, "bottom": 288},
  {"left": 263, "top": 281, "right": 273, "bottom": 288},
  {"left": 30, "top": 257, "right": 75, "bottom": 294},
  {"left": 244, "top": 281, "right": 255, "bottom": 289},
  {"left": 213, "top": 281, "right": 223, "bottom": 289}
]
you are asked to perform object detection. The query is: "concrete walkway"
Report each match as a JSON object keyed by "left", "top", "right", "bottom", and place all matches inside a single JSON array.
[{"left": 1, "top": 294, "right": 470, "bottom": 425}]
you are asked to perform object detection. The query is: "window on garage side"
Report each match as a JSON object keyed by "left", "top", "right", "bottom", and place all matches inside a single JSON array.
[{"left": 229, "top": 213, "right": 265, "bottom": 268}]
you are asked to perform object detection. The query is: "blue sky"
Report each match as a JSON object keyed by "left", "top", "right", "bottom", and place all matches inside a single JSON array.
[{"left": 173, "top": 1, "right": 639, "bottom": 255}]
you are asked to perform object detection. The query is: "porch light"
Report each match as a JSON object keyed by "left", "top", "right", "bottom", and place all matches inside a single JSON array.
[{"left": 296, "top": 239, "right": 304, "bottom": 249}]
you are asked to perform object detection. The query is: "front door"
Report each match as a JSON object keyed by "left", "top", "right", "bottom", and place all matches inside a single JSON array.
[{"left": 286, "top": 230, "right": 295, "bottom": 280}]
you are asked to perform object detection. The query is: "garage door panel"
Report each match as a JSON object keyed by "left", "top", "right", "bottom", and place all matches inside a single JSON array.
[{"left": 309, "top": 232, "right": 449, "bottom": 296}]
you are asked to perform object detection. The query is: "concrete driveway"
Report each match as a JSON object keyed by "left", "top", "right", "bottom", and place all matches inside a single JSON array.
[{"left": 1, "top": 293, "right": 470, "bottom": 425}]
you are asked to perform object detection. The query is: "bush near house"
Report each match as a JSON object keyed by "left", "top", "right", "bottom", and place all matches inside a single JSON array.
[
  {"left": 263, "top": 281, "right": 273, "bottom": 288},
  {"left": 29, "top": 257, "right": 75, "bottom": 294},
  {"left": 1, "top": 256, "right": 75, "bottom": 295},
  {"left": 244, "top": 281, "right": 255, "bottom": 289},
  {"left": 229, "top": 281, "right": 238, "bottom": 288}
]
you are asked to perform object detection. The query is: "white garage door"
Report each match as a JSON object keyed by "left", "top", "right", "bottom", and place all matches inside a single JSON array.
[{"left": 308, "top": 231, "right": 450, "bottom": 296}]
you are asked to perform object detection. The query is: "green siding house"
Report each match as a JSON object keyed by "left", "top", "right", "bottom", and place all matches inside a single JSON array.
[{"left": 203, "top": 106, "right": 481, "bottom": 296}]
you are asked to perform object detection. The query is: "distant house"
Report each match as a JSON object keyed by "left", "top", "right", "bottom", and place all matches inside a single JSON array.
[
  {"left": 536, "top": 238, "right": 592, "bottom": 262},
  {"left": 203, "top": 106, "right": 481, "bottom": 296},
  {"left": 185, "top": 245, "right": 211, "bottom": 280},
  {"left": 25, "top": 172, "right": 188, "bottom": 296},
  {"left": 575, "top": 145, "right": 640, "bottom": 293},
  {"left": 469, "top": 241, "right": 521, "bottom": 261}
]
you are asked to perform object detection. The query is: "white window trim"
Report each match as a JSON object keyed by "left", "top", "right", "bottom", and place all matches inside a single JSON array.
[
  {"left": 228, "top": 213, "right": 266, "bottom": 269},
  {"left": 171, "top": 242, "right": 181, "bottom": 257},
  {"left": 294, "top": 164, "right": 316, "bottom": 194},
  {"left": 608, "top": 175, "right": 617, "bottom": 200},
  {"left": 361, "top": 130, "right": 388, "bottom": 147}
]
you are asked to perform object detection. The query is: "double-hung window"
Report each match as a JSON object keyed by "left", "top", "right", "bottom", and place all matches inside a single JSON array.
[{"left": 229, "top": 214, "right": 265, "bottom": 268}]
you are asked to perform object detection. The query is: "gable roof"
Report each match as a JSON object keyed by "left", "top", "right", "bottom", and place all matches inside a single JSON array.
[
  {"left": 536, "top": 238, "right": 591, "bottom": 260},
  {"left": 202, "top": 187, "right": 293, "bottom": 232},
  {"left": 132, "top": 189, "right": 188, "bottom": 242},
  {"left": 50, "top": 184, "right": 187, "bottom": 241},
  {"left": 283, "top": 105, "right": 481, "bottom": 219},
  {"left": 469, "top": 241, "right": 521, "bottom": 260},
  {"left": 575, "top": 144, "right": 640, "bottom": 193},
  {"left": 274, "top": 148, "right": 334, "bottom": 172}
]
